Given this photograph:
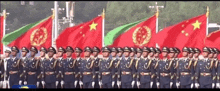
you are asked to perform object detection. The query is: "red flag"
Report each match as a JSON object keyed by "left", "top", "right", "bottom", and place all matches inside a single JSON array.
[
  {"left": 0, "top": 16, "right": 3, "bottom": 54},
  {"left": 56, "top": 16, "right": 103, "bottom": 57},
  {"left": 155, "top": 14, "right": 207, "bottom": 53},
  {"left": 4, "top": 16, "right": 53, "bottom": 50},
  {"left": 110, "top": 15, "right": 156, "bottom": 48}
]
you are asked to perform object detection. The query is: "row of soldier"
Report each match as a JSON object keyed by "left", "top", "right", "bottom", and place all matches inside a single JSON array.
[{"left": 0, "top": 46, "right": 219, "bottom": 89}]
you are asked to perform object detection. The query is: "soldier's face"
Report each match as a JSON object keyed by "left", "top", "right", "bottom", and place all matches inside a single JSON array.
[
  {"left": 193, "top": 53, "right": 199, "bottom": 58},
  {"left": 162, "top": 52, "right": 168, "bottom": 57},
  {"left": 154, "top": 53, "right": 159, "bottom": 57},
  {"left": 182, "top": 52, "right": 188, "bottom": 57},
  {"left": 5, "top": 53, "right": 10, "bottom": 57},
  {"left": 169, "top": 53, "right": 174, "bottom": 58},
  {"left": 136, "top": 53, "right": 142, "bottom": 58},
  {"left": 188, "top": 53, "right": 193, "bottom": 58},
  {"left": 130, "top": 52, "right": 135, "bottom": 57},
  {"left": 75, "top": 52, "right": 81, "bottom": 57},
  {"left": 11, "top": 51, "right": 17, "bottom": 56},
  {"left": 117, "top": 52, "right": 123, "bottom": 57},
  {"left": 66, "top": 51, "right": 72, "bottom": 57},
  {"left": 84, "top": 51, "right": 91, "bottom": 57},
  {"left": 123, "top": 52, "right": 130, "bottom": 57},
  {"left": 213, "top": 54, "right": 218, "bottom": 58},
  {"left": 149, "top": 52, "right": 154, "bottom": 57},
  {"left": 93, "top": 52, "right": 99, "bottom": 57},
  {"left": 208, "top": 53, "right": 214, "bottom": 58},
  {"left": 111, "top": 52, "right": 117, "bottom": 57},
  {"left": 202, "top": 52, "right": 209, "bottom": 57},
  {"left": 40, "top": 51, "right": 46, "bottom": 57},
  {"left": 57, "top": 52, "right": 64, "bottom": 57},
  {"left": 102, "top": 52, "right": 109, "bottom": 57},
  {"left": 142, "top": 52, "right": 148, "bottom": 57},
  {"left": 31, "top": 51, "right": 36, "bottom": 57},
  {"left": 22, "top": 51, "right": 27, "bottom": 57},
  {"left": 174, "top": 53, "right": 178, "bottom": 58},
  {"left": 48, "top": 51, "right": 54, "bottom": 57}
]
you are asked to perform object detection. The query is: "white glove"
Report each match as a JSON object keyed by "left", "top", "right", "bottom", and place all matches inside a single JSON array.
[
  {"left": 212, "top": 83, "right": 215, "bottom": 88},
  {"left": 191, "top": 83, "right": 193, "bottom": 88},
  {"left": 92, "top": 81, "right": 95, "bottom": 88},
  {"left": 150, "top": 81, "right": 153, "bottom": 88},
  {"left": 156, "top": 82, "right": 160, "bottom": 88},
  {"left": 74, "top": 81, "right": 78, "bottom": 87},
  {"left": 19, "top": 80, "right": 22, "bottom": 85},
  {"left": 131, "top": 80, "right": 135, "bottom": 88},
  {"left": 79, "top": 81, "right": 83, "bottom": 86},
  {"left": 112, "top": 81, "right": 115, "bottom": 87},
  {"left": 117, "top": 81, "right": 121, "bottom": 87},
  {"left": 24, "top": 81, "right": 27, "bottom": 85},
  {"left": 99, "top": 81, "right": 102, "bottom": 87},
  {"left": 61, "top": 80, "right": 64, "bottom": 85},
  {"left": 137, "top": 81, "right": 140, "bottom": 87},
  {"left": 0, "top": 81, "right": 2, "bottom": 87},
  {"left": 216, "top": 83, "right": 220, "bottom": 88},
  {"left": 176, "top": 82, "right": 180, "bottom": 88},
  {"left": 41, "top": 81, "right": 45, "bottom": 85},
  {"left": 170, "top": 82, "right": 173, "bottom": 88},
  {"left": 55, "top": 81, "right": 59, "bottom": 86},
  {"left": 195, "top": 83, "right": 199, "bottom": 88},
  {"left": 36, "top": 82, "right": 39, "bottom": 88}
]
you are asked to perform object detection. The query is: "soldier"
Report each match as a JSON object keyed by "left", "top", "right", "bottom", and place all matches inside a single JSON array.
[
  {"left": 136, "top": 47, "right": 153, "bottom": 88},
  {"left": 116, "top": 47, "right": 123, "bottom": 88},
  {"left": 214, "top": 48, "right": 220, "bottom": 88},
  {"left": 80, "top": 46, "right": 95, "bottom": 88},
  {"left": 192, "top": 48, "right": 201, "bottom": 89},
  {"left": 134, "top": 47, "right": 142, "bottom": 89},
  {"left": 152, "top": 48, "right": 161, "bottom": 89},
  {"left": 208, "top": 48, "right": 216, "bottom": 89},
  {"left": 188, "top": 48, "right": 195, "bottom": 88},
  {"left": 26, "top": 46, "right": 40, "bottom": 86},
  {"left": 7, "top": 46, "right": 20, "bottom": 88},
  {"left": 130, "top": 47, "right": 137, "bottom": 88},
  {"left": 175, "top": 47, "right": 194, "bottom": 88},
  {"left": 149, "top": 47, "right": 157, "bottom": 88},
  {"left": 155, "top": 47, "right": 173, "bottom": 88},
  {"left": 60, "top": 46, "right": 76, "bottom": 88},
  {"left": 111, "top": 47, "right": 119, "bottom": 88},
  {"left": 172, "top": 47, "right": 180, "bottom": 89},
  {"left": 37, "top": 47, "right": 47, "bottom": 88},
  {"left": 117, "top": 47, "right": 135, "bottom": 88},
  {"left": 56, "top": 47, "right": 65, "bottom": 88},
  {"left": 74, "top": 47, "right": 83, "bottom": 88},
  {"left": 98, "top": 47, "right": 114, "bottom": 88},
  {"left": 19, "top": 47, "right": 29, "bottom": 86},
  {"left": 92, "top": 46, "right": 101, "bottom": 89},
  {"left": 2, "top": 50, "right": 11, "bottom": 89},
  {"left": 194, "top": 47, "right": 215, "bottom": 88},
  {"left": 41, "top": 47, "right": 59, "bottom": 88},
  {"left": 0, "top": 49, "right": 4, "bottom": 88},
  {"left": 168, "top": 48, "right": 176, "bottom": 89}
]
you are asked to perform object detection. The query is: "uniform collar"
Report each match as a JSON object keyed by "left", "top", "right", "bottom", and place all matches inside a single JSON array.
[
  {"left": 76, "top": 57, "right": 80, "bottom": 61},
  {"left": 41, "top": 57, "right": 45, "bottom": 60},
  {"left": 59, "top": 57, "right": 63, "bottom": 60},
  {"left": 49, "top": 57, "right": 53, "bottom": 61},
  {"left": 143, "top": 57, "right": 148, "bottom": 61},
  {"left": 22, "top": 57, "right": 27, "bottom": 60},
  {"left": 103, "top": 57, "right": 109, "bottom": 61},
  {"left": 86, "top": 57, "right": 90, "bottom": 61},
  {"left": 5, "top": 57, "right": 10, "bottom": 61},
  {"left": 124, "top": 57, "right": 129, "bottom": 60},
  {"left": 112, "top": 57, "right": 116, "bottom": 60},
  {"left": 94, "top": 56, "right": 98, "bottom": 60}
]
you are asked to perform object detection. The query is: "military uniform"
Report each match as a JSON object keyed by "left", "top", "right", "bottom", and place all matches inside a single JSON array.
[
  {"left": 114, "top": 47, "right": 123, "bottom": 88},
  {"left": 171, "top": 47, "right": 180, "bottom": 89},
  {"left": 7, "top": 46, "right": 20, "bottom": 88},
  {"left": 0, "top": 49, "right": 4, "bottom": 88},
  {"left": 26, "top": 47, "right": 40, "bottom": 86},
  {"left": 194, "top": 47, "right": 215, "bottom": 88},
  {"left": 215, "top": 48, "right": 220, "bottom": 89},
  {"left": 56, "top": 47, "right": 66, "bottom": 89},
  {"left": 136, "top": 47, "right": 154, "bottom": 88},
  {"left": 41, "top": 47, "right": 59, "bottom": 88},
  {"left": 176, "top": 47, "right": 194, "bottom": 88},
  {"left": 80, "top": 47, "right": 95, "bottom": 88},
  {"left": 75, "top": 47, "right": 83, "bottom": 89},
  {"left": 153, "top": 48, "right": 161, "bottom": 89},
  {"left": 37, "top": 47, "right": 47, "bottom": 88},
  {"left": 111, "top": 47, "right": 119, "bottom": 89},
  {"left": 19, "top": 47, "right": 29, "bottom": 85},
  {"left": 92, "top": 47, "right": 101, "bottom": 88},
  {"left": 130, "top": 47, "right": 138, "bottom": 89},
  {"left": 2, "top": 50, "right": 11, "bottom": 89},
  {"left": 155, "top": 47, "right": 173, "bottom": 88},
  {"left": 117, "top": 47, "right": 135, "bottom": 88}
]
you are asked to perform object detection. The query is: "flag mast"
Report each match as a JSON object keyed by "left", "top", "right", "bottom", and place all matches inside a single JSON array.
[
  {"left": 102, "top": 8, "right": 105, "bottom": 47},
  {"left": 3, "top": 10, "right": 6, "bottom": 54},
  {"left": 206, "top": 6, "right": 209, "bottom": 36},
  {"left": 53, "top": 1, "right": 58, "bottom": 49}
]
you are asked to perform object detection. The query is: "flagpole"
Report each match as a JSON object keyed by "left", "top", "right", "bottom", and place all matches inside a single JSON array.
[
  {"left": 102, "top": 8, "right": 105, "bottom": 47},
  {"left": 3, "top": 10, "right": 6, "bottom": 55},
  {"left": 206, "top": 6, "right": 209, "bottom": 36},
  {"left": 53, "top": 1, "right": 58, "bottom": 49}
]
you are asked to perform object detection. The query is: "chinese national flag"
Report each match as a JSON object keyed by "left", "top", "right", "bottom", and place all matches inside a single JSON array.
[
  {"left": 109, "top": 15, "right": 156, "bottom": 48},
  {"left": 56, "top": 15, "right": 103, "bottom": 58},
  {"left": 0, "top": 16, "right": 3, "bottom": 54},
  {"left": 155, "top": 14, "right": 207, "bottom": 54}
]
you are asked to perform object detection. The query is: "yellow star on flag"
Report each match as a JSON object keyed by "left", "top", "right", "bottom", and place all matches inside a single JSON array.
[
  {"left": 89, "top": 22, "right": 98, "bottom": 31},
  {"left": 192, "top": 20, "right": 202, "bottom": 30}
]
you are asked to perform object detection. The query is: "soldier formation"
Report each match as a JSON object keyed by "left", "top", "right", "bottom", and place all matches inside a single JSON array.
[{"left": 0, "top": 46, "right": 219, "bottom": 89}]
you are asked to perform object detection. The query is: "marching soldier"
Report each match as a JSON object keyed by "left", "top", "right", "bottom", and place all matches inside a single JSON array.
[
  {"left": 111, "top": 47, "right": 119, "bottom": 88},
  {"left": 92, "top": 46, "right": 101, "bottom": 88},
  {"left": 41, "top": 47, "right": 59, "bottom": 88},
  {"left": 172, "top": 47, "right": 180, "bottom": 89},
  {"left": 188, "top": 48, "right": 195, "bottom": 89},
  {"left": 194, "top": 47, "right": 215, "bottom": 88},
  {"left": 98, "top": 47, "right": 114, "bottom": 88},
  {"left": 56, "top": 47, "right": 65, "bottom": 88},
  {"left": 19, "top": 47, "right": 29, "bottom": 86},
  {"left": 136, "top": 47, "right": 153, "bottom": 88},
  {"left": 7, "top": 46, "right": 20, "bottom": 88},
  {"left": 149, "top": 47, "right": 157, "bottom": 88},
  {"left": 130, "top": 47, "right": 137, "bottom": 88},
  {"left": 2, "top": 50, "right": 11, "bottom": 89},
  {"left": 155, "top": 47, "right": 173, "bottom": 88},
  {"left": 116, "top": 47, "right": 123, "bottom": 88},
  {"left": 26, "top": 46, "right": 40, "bottom": 86},
  {"left": 134, "top": 47, "right": 142, "bottom": 89},
  {"left": 213, "top": 48, "right": 220, "bottom": 88},
  {"left": 117, "top": 47, "right": 135, "bottom": 88},
  {"left": 37, "top": 47, "right": 47, "bottom": 88},
  {"left": 74, "top": 47, "right": 83, "bottom": 88},
  {"left": 0, "top": 49, "right": 4, "bottom": 88},
  {"left": 60, "top": 46, "right": 76, "bottom": 88},
  {"left": 80, "top": 46, "right": 95, "bottom": 88},
  {"left": 176, "top": 47, "right": 194, "bottom": 88},
  {"left": 208, "top": 48, "right": 216, "bottom": 88},
  {"left": 192, "top": 48, "right": 201, "bottom": 89},
  {"left": 153, "top": 48, "right": 161, "bottom": 89},
  {"left": 168, "top": 48, "right": 176, "bottom": 89}
]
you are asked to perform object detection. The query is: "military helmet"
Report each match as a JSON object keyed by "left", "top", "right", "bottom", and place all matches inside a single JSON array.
[
  {"left": 75, "top": 47, "right": 82, "bottom": 53},
  {"left": 102, "top": 47, "right": 111, "bottom": 53},
  {"left": 194, "top": 48, "right": 201, "bottom": 53},
  {"left": 182, "top": 47, "right": 189, "bottom": 53},
  {"left": 111, "top": 47, "right": 118, "bottom": 53},
  {"left": 66, "top": 46, "right": 74, "bottom": 52},
  {"left": 58, "top": 47, "right": 66, "bottom": 53},
  {"left": 123, "top": 46, "right": 131, "bottom": 52},
  {"left": 30, "top": 46, "right": 38, "bottom": 53},
  {"left": 149, "top": 47, "right": 156, "bottom": 53},
  {"left": 84, "top": 46, "right": 93, "bottom": 53},
  {"left": 142, "top": 47, "right": 151, "bottom": 52},
  {"left": 136, "top": 48, "right": 143, "bottom": 53},
  {"left": 173, "top": 47, "right": 180, "bottom": 53},
  {"left": 209, "top": 48, "right": 215, "bottom": 54},
  {"left": 189, "top": 48, "right": 195, "bottom": 53},
  {"left": 213, "top": 48, "right": 220, "bottom": 54},
  {"left": 155, "top": 48, "right": 161, "bottom": 54},
  {"left": 162, "top": 47, "right": 169, "bottom": 53},
  {"left": 169, "top": 48, "right": 175, "bottom": 53},
  {"left": 21, "top": 47, "right": 29, "bottom": 53},
  {"left": 93, "top": 46, "right": 100, "bottom": 53},
  {"left": 130, "top": 47, "right": 137, "bottom": 53},
  {"left": 203, "top": 47, "right": 210, "bottom": 53},
  {"left": 5, "top": 49, "right": 11, "bottom": 53},
  {"left": 117, "top": 47, "right": 123, "bottom": 52},
  {"left": 11, "top": 46, "right": 19, "bottom": 53},
  {"left": 48, "top": 47, "right": 56, "bottom": 54},
  {"left": 40, "top": 47, "right": 47, "bottom": 53}
]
